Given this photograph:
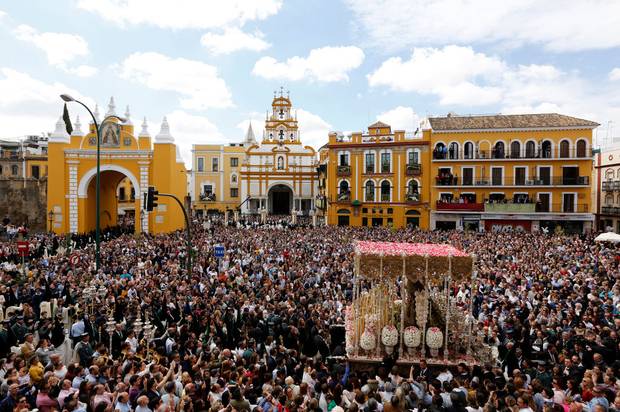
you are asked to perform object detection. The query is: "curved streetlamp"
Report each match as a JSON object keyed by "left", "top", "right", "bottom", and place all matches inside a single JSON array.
[{"left": 60, "top": 94, "right": 126, "bottom": 271}]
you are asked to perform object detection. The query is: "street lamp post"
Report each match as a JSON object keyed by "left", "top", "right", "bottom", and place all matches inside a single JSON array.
[{"left": 59, "top": 95, "right": 125, "bottom": 272}]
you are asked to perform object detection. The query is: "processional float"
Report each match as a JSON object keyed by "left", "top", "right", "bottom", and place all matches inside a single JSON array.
[{"left": 346, "top": 241, "right": 496, "bottom": 366}]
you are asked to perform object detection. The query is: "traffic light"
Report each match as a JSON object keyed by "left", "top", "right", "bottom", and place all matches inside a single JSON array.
[{"left": 146, "top": 186, "right": 159, "bottom": 211}]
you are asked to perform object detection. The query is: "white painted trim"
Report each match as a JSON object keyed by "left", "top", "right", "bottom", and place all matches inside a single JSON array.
[
  {"left": 536, "top": 165, "right": 553, "bottom": 182},
  {"left": 561, "top": 191, "right": 578, "bottom": 212},
  {"left": 537, "top": 192, "right": 552, "bottom": 211},
  {"left": 380, "top": 179, "right": 392, "bottom": 202},
  {"left": 77, "top": 164, "right": 141, "bottom": 198},
  {"left": 463, "top": 141, "right": 475, "bottom": 159}
]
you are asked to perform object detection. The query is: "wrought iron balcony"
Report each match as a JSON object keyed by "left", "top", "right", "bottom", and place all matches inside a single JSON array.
[
  {"left": 337, "top": 165, "right": 351, "bottom": 176},
  {"left": 435, "top": 201, "right": 484, "bottom": 211},
  {"left": 405, "top": 163, "right": 422, "bottom": 176}
]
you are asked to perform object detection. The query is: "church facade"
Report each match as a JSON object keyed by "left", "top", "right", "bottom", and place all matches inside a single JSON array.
[
  {"left": 240, "top": 92, "right": 318, "bottom": 215},
  {"left": 191, "top": 92, "right": 319, "bottom": 215}
]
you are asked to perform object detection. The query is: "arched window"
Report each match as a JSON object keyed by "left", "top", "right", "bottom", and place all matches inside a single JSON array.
[
  {"left": 433, "top": 143, "right": 446, "bottom": 159},
  {"left": 448, "top": 142, "right": 459, "bottom": 159},
  {"left": 365, "top": 181, "right": 375, "bottom": 201},
  {"left": 464, "top": 142, "right": 474, "bottom": 159},
  {"left": 510, "top": 141, "right": 520, "bottom": 158},
  {"left": 277, "top": 156, "right": 284, "bottom": 170},
  {"left": 231, "top": 174, "right": 237, "bottom": 183},
  {"left": 338, "top": 181, "right": 350, "bottom": 201},
  {"left": 407, "top": 180, "right": 419, "bottom": 202},
  {"left": 605, "top": 194, "right": 614, "bottom": 205},
  {"left": 576, "top": 140, "right": 587, "bottom": 158},
  {"left": 525, "top": 141, "right": 536, "bottom": 158},
  {"left": 560, "top": 140, "right": 570, "bottom": 158},
  {"left": 380, "top": 180, "right": 391, "bottom": 202},
  {"left": 11, "top": 165, "right": 18, "bottom": 175},
  {"left": 541, "top": 140, "right": 552, "bottom": 158},
  {"left": 493, "top": 142, "right": 505, "bottom": 159}
]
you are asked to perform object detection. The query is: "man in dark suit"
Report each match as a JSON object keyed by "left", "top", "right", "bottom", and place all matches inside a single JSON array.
[
  {"left": 111, "top": 324, "right": 124, "bottom": 358},
  {"left": 417, "top": 359, "right": 430, "bottom": 382}
]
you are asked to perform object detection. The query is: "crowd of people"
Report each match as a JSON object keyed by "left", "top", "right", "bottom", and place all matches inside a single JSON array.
[{"left": 0, "top": 216, "right": 619, "bottom": 412}]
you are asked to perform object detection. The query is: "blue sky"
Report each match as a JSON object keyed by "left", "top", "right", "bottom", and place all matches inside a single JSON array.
[{"left": 1, "top": 0, "right": 620, "bottom": 166}]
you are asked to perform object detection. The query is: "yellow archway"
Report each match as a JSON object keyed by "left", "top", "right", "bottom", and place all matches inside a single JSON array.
[{"left": 47, "top": 98, "right": 187, "bottom": 235}]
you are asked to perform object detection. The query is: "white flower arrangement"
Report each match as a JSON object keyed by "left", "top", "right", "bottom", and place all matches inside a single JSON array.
[
  {"left": 381, "top": 325, "right": 399, "bottom": 347},
  {"left": 360, "top": 330, "right": 376, "bottom": 351},
  {"left": 364, "top": 314, "right": 379, "bottom": 333},
  {"left": 426, "top": 327, "right": 443, "bottom": 349},
  {"left": 403, "top": 326, "right": 421, "bottom": 347}
]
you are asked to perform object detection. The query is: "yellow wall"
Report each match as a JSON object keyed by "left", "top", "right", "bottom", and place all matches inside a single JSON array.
[
  {"left": 193, "top": 144, "right": 245, "bottom": 212},
  {"left": 325, "top": 123, "right": 431, "bottom": 229},
  {"left": 427, "top": 128, "right": 593, "bottom": 214}
]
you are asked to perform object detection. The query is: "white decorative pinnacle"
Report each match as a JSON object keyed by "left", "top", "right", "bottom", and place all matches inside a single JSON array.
[
  {"left": 105, "top": 96, "right": 116, "bottom": 117},
  {"left": 155, "top": 116, "right": 174, "bottom": 143},
  {"left": 71, "top": 115, "right": 84, "bottom": 137},
  {"left": 244, "top": 121, "right": 257, "bottom": 144},
  {"left": 49, "top": 116, "right": 70, "bottom": 143},
  {"left": 175, "top": 145, "right": 183, "bottom": 163},
  {"left": 139, "top": 117, "right": 150, "bottom": 137},
  {"left": 124, "top": 105, "right": 132, "bottom": 125},
  {"left": 92, "top": 104, "right": 101, "bottom": 124}
]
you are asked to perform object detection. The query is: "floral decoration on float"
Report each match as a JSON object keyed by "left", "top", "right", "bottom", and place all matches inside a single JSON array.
[
  {"left": 426, "top": 326, "right": 443, "bottom": 357},
  {"left": 381, "top": 325, "right": 398, "bottom": 354},
  {"left": 403, "top": 326, "right": 421, "bottom": 356}
]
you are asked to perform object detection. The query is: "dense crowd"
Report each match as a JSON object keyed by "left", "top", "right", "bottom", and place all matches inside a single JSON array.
[{"left": 0, "top": 217, "right": 619, "bottom": 412}]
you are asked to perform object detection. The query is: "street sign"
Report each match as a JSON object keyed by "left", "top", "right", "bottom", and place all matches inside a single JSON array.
[
  {"left": 214, "top": 245, "right": 225, "bottom": 258},
  {"left": 16, "top": 241, "right": 29, "bottom": 257}
]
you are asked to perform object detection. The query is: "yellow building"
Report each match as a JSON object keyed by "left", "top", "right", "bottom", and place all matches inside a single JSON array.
[
  {"left": 48, "top": 97, "right": 187, "bottom": 234},
  {"left": 325, "top": 121, "right": 430, "bottom": 228},
  {"left": 191, "top": 140, "right": 246, "bottom": 214},
  {"left": 426, "top": 113, "right": 598, "bottom": 233}
]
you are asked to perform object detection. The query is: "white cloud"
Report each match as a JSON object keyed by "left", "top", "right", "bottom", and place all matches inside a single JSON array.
[
  {"left": 296, "top": 108, "right": 331, "bottom": 149},
  {"left": 201, "top": 28, "right": 270, "bottom": 55},
  {"left": 77, "top": 0, "right": 282, "bottom": 30},
  {"left": 0, "top": 10, "right": 6, "bottom": 18},
  {"left": 345, "top": 0, "right": 620, "bottom": 52},
  {"left": 116, "top": 52, "right": 233, "bottom": 110},
  {"left": 253, "top": 46, "right": 365, "bottom": 82},
  {"left": 610, "top": 68, "right": 620, "bottom": 81},
  {"left": 13, "top": 24, "right": 98, "bottom": 77},
  {"left": 368, "top": 46, "right": 504, "bottom": 106},
  {"left": 376, "top": 106, "right": 420, "bottom": 131},
  {"left": 0, "top": 68, "right": 93, "bottom": 137},
  {"left": 166, "top": 110, "right": 225, "bottom": 168}
]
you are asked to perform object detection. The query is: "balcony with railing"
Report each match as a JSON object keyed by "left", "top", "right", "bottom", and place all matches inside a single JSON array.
[
  {"left": 405, "top": 163, "right": 422, "bottom": 176},
  {"left": 605, "top": 181, "right": 620, "bottom": 191},
  {"left": 199, "top": 193, "right": 216, "bottom": 201},
  {"left": 484, "top": 203, "right": 537, "bottom": 213},
  {"left": 435, "top": 201, "right": 484, "bottom": 211},
  {"left": 363, "top": 164, "right": 375, "bottom": 174},
  {"left": 380, "top": 163, "right": 391, "bottom": 174},
  {"left": 337, "top": 191, "right": 351, "bottom": 202},
  {"left": 435, "top": 175, "right": 590, "bottom": 186},
  {"left": 602, "top": 206, "right": 620, "bottom": 216},
  {"left": 405, "top": 191, "right": 421, "bottom": 204},
  {"left": 337, "top": 165, "right": 351, "bottom": 176},
  {"left": 432, "top": 148, "right": 592, "bottom": 161}
]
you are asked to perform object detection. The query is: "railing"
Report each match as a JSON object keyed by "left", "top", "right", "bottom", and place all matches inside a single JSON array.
[
  {"left": 337, "top": 192, "right": 351, "bottom": 202},
  {"left": 551, "top": 203, "right": 589, "bottom": 213},
  {"left": 365, "top": 165, "right": 375, "bottom": 174},
  {"left": 435, "top": 201, "right": 484, "bottom": 211},
  {"left": 380, "top": 193, "right": 390, "bottom": 202},
  {"left": 433, "top": 148, "right": 592, "bottom": 160},
  {"left": 337, "top": 165, "right": 351, "bottom": 176},
  {"left": 406, "top": 163, "right": 422, "bottom": 176},
  {"left": 199, "top": 193, "right": 216, "bottom": 201},
  {"left": 485, "top": 203, "right": 536, "bottom": 213},
  {"left": 603, "top": 181, "right": 613, "bottom": 191},
  {"left": 405, "top": 192, "right": 421, "bottom": 203},
  {"left": 602, "top": 206, "right": 620, "bottom": 216},
  {"left": 381, "top": 163, "right": 391, "bottom": 173},
  {"left": 435, "top": 176, "right": 590, "bottom": 186}
]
